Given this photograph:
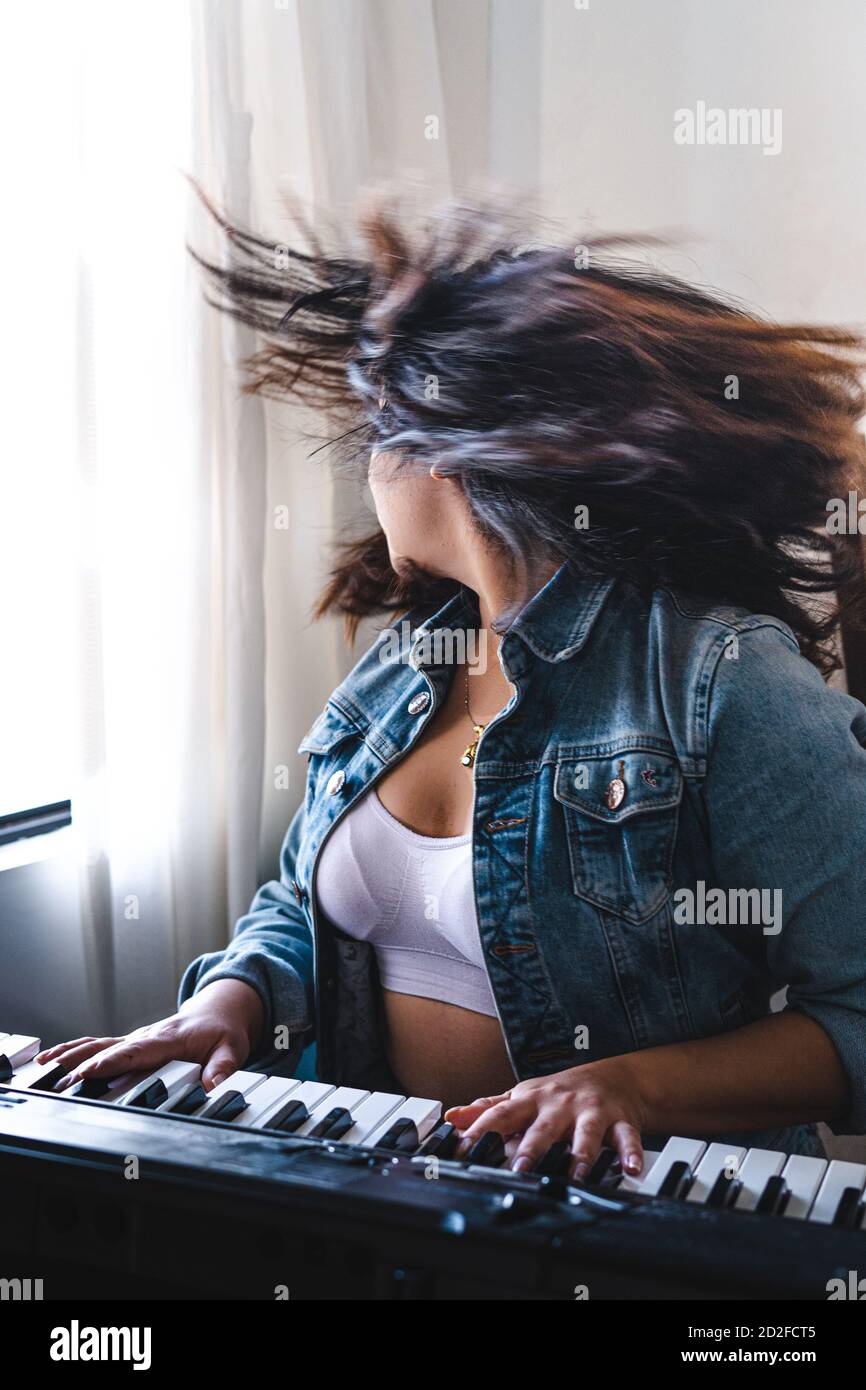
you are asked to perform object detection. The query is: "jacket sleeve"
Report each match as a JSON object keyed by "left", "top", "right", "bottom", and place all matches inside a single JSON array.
[
  {"left": 704, "top": 623, "right": 866, "bottom": 1134},
  {"left": 177, "top": 801, "right": 315, "bottom": 1070}
]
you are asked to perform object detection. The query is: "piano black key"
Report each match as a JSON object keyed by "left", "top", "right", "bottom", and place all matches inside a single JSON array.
[
  {"left": 69, "top": 1076, "right": 110, "bottom": 1099},
  {"left": 67, "top": 1072, "right": 142, "bottom": 1103},
  {"left": 809, "top": 1160, "right": 866, "bottom": 1223},
  {"left": 267, "top": 1099, "right": 309, "bottom": 1133},
  {"left": 778, "top": 1155, "right": 827, "bottom": 1221},
  {"left": 657, "top": 1158, "right": 693, "bottom": 1200},
  {"left": 417, "top": 1121, "right": 460, "bottom": 1159},
  {"left": 364, "top": 1096, "right": 441, "bottom": 1149},
  {"left": 246, "top": 1081, "right": 333, "bottom": 1130},
  {"left": 732, "top": 1149, "right": 786, "bottom": 1212},
  {"left": 755, "top": 1174, "right": 789, "bottom": 1216},
  {"left": 375, "top": 1117, "right": 420, "bottom": 1153},
  {"left": 122, "top": 1063, "right": 202, "bottom": 1111},
  {"left": 687, "top": 1144, "right": 747, "bottom": 1205},
  {"left": 336, "top": 1093, "right": 405, "bottom": 1145},
  {"left": 706, "top": 1171, "right": 737, "bottom": 1209},
  {"left": 309, "top": 1106, "right": 354, "bottom": 1140},
  {"left": 166, "top": 1082, "right": 208, "bottom": 1115},
  {"left": 32, "top": 1064, "right": 66, "bottom": 1092},
  {"left": 128, "top": 1079, "right": 169, "bottom": 1111},
  {"left": 585, "top": 1147, "right": 619, "bottom": 1186},
  {"left": 832, "top": 1185, "right": 864, "bottom": 1229},
  {"left": 198, "top": 1089, "right": 248, "bottom": 1122},
  {"left": 7, "top": 1060, "right": 67, "bottom": 1092},
  {"left": 466, "top": 1131, "right": 506, "bottom": 1168},
  {"left": 535, "top": 1140, "right": 572, "bottom": 1178},
  {"left": 258, "top": 1096, "right": 306, "bottom": 1132}
]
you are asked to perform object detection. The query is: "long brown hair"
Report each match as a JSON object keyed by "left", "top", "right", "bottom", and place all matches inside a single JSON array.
[{"left": 191, "top": 186, "right": 866, "bottom": 673}]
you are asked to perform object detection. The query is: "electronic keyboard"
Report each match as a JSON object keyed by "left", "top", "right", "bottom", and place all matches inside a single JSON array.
[{"left": 1, "top": 1030, "right": 864, "bottom": 1300}]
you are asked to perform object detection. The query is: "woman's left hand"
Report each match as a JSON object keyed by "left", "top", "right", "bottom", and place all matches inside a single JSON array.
[{"left": 445, "top": 1058, "right": 647, "bottom": 1180}]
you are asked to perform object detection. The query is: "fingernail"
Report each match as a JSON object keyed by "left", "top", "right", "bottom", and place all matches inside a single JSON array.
[
  {"left": 574, "top": 1162, "right": 589, "bottom": 1181},
  {"left": 625, "top": 1153, "right": 643, "bottom": 1174},
  {"left": 511, "top": 1156, "right": 531, "bottom": 1173}
]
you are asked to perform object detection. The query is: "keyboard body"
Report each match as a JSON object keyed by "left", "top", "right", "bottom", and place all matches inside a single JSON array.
[{"left": 2, "top": 1080, "right": 865, "bottom": 1300}]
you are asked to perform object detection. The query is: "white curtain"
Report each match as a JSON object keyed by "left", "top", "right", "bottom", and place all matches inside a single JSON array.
[
  {"left": 71, "top": 0, "right": 241, "bottom": 1030},
  {"left": 68, "top": 0, "right": 479, "bottom": 1032}
]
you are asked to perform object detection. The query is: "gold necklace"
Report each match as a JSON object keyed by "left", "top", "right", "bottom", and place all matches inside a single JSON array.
[{"left": 460, "top": 667, "right": 486, "bottom": 768}]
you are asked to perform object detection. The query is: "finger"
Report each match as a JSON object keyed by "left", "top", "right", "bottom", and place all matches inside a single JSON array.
[
  {"left": 504, "top": 1133, "right": 523, "bottom": 1165},
  {"left": 510, "top": 1111, "right": 571, "bottom": 1173},
  {"left": 201, "top": 1040, "right": 246, "bottom": 1091},
  {"left": 47, "top": 1039, "right": 122, "bottom": 1079},
  {"left": 36, "top": 1037, "right": 99, "bottom": 1063},
  {"left": 65, "top": 1035, "right": 178, "bottom": 1087},
  {"left": 569, "top": 1110, "right": 608, "bottom": 1181},
  {"left": 444, "top": 1093, "right": 510, "bottom": 1127},
  {"left": 458, "top": 1095, "right": 535, "bottom": 1149},
  {"left": 609, "top": 1120, "right": 644, "bottom": 1178}
]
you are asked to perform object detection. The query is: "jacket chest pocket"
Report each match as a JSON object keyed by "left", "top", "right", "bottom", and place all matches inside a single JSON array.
[
  {"left": 553, "top": 745, "right": 682, "bottom": 925},
  {"left": 299, "top": 696, "right": 368, "bottom": 755}
]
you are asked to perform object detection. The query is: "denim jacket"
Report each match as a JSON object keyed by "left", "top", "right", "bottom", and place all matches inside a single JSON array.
[{"left": 180, "top": 566, "right": 866, "bottom": 1155}]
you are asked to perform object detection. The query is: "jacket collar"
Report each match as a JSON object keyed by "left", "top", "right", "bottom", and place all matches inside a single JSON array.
[
  {"left": 414, "top": 565, "right": 616, "bottom": 666},
  {"left": 506, "top": 566, "right": 617, "bottom": 662}
]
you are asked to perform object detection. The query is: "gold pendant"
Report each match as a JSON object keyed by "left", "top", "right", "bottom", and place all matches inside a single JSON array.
[{"left": 460, "top": 725, "right": 485, "bottom": 768}]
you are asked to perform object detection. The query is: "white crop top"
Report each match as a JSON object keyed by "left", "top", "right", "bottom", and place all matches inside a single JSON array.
[{"left": 316, "top": 789, "right": 498, "bottom": 1017}]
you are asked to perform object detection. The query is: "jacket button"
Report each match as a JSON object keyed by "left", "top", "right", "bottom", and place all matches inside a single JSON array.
[
  {"left": 326, "top": 770, "right": 346, "bottom": 795},
  {"left": 408, "top": 692, "right": 430, "bottom": 714}
]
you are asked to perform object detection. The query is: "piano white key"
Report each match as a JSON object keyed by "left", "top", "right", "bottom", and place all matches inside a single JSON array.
[
  {"left": 780, "top": 1155, "right": 828, "bottom": 1221},
  {"left": 191, "top": 1069, "right": 269, "bottom": 1120},
  {"left": 69, "top": 1070, "right": 145, "bottom": 1102},
  {"left": 809, "top": 1159, "right": 866, "bottom": 1224},
  {"left": 637, "top": 1137, "right": 706, "bottom": 1197},
  {"left": 202, "top": 1069, "right": 268, "bottom": 1101},
  {"left": 5, "top": 1058, "right": 66, "bottom": 1091},
  {"left": 339, "top": 1092, "right": 406, "bottom": 1146},
  {"left": 616, "top": 1150, "right": 661, "bottom": 1193},
  {"left": 156, "top": 1080, "right": 206, "bottom": 1114},
  {"left": 230, "top": 1076, "right": 301, "bottom": 1127},
  {"left": 250, "top": 1080, "right": 336, "bottom": 1130},
  {"left": 363, "top": 1096, "right": 442, "bottom": 1149},
  {"left": 732, "top": 1148, "right": 786, "bottom": 1212},
  {"left": 686, "top": 1144, "right": 747, "bottom": 1203},
  {"left": 0, "top": 1035, "right": 41, "bottom": 1077},
  {"left": 294, "top": 1086, "right": 370, "bottom": 1137},
  {"left": 118, "top": 1061, "right": 202, "bottom": 1109}
]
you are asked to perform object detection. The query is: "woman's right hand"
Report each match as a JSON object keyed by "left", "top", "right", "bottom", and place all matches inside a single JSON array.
[{"left": 34, "top": 978, "right": 264, "bottom": 1093}]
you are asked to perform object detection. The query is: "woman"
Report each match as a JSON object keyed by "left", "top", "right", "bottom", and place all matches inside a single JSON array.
[{"left": 40, "top": 195, "right": 866, "bottom": 1180}]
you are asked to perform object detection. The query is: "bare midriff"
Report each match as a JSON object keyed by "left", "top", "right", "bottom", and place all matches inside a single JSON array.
[
  {"left": 381, "top": 991, "right": 515, "bottom": 1112},
  {"left": 373, "top": 652, "right": 517, "bottom": 1108}
]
